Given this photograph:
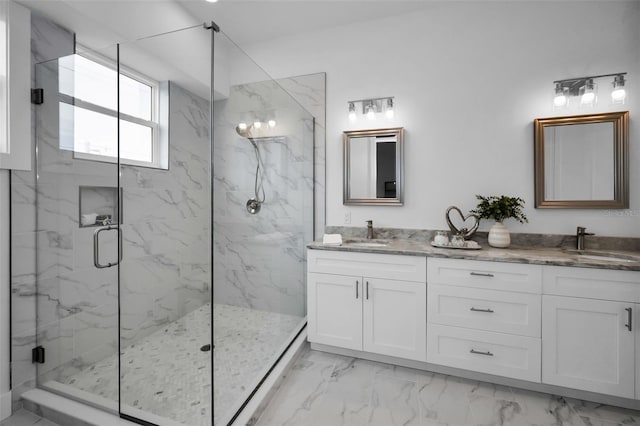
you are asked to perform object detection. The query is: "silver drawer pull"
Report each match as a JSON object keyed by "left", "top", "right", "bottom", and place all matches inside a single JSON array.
[
  {"left": 625, "top": 307, "right": 632, "bottom": 332},
  {"left": 470, "top": 272, "right": 494, "bottom": 277},
  {"left": 470, "top": 349, "right": 494, "bottom": 357},
  {"left": 470, "top": 307, "right": 494, "bottom": 313}
]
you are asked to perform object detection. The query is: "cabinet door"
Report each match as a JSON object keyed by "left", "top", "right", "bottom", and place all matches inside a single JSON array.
[
  {"left": 542, "top": 295, "right": 635, "bottom": 398},
  {"left": 363, "top": 278, "right": 426, "bottom": 361},
  {"left": 307, "top": 272, "right": 362, "bottom": 350}
]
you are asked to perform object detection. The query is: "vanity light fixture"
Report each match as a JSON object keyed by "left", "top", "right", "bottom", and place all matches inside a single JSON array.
[
  {"left": 552, "top": 72, "right": 627, "bottom": 108},
  {"left": 238, "top": 122, "right": 247, "bottom": 130},
  {"left": 346, "top": 96, "right": 395, "bottom": 121},
  {"left": 253, "top": 121, "right": 262, "bottom": 129},
  {"left": 268, "top": 119, "right": 276, "bottom": 128}
]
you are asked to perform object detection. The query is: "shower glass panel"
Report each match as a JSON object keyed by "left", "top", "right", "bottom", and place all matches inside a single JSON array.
[
  {"left": 33, "top": 23, "right": 312, "bottom": 425},
  {"left": 34, "top": 44, "right": 121, "bottom": 412},
  {"left": 212, "top": 31, "right": 314, "bottom": 424},
  {"left": 117, "top": 25, "right": 213, "bottom": 425}
]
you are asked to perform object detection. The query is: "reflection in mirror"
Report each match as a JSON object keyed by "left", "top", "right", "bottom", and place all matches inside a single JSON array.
[
  {"left": 344, "top": 127, "right": 404, "bottom": 205},
  {"left": 534, "top": 111, "right": 628, "bottom": 209}
]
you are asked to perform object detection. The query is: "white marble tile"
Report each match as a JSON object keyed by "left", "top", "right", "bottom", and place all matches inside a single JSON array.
[
  {"left": 10, "top": 184, "right": 37, "bottom": 234},
  {"left": 367, "top": 376, "right": 420, "bottom": 426},
  {"left": 481, "top": 389, "right": 586, "bottom": 426},
  {"left": 416, "top": 373, "right": 477, "bottom": 425},
  {"left": 567, "top": 398, "right": 640, "bottom": 425}
]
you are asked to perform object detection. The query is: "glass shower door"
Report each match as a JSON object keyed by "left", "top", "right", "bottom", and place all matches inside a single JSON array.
[
  {"left": 34, "top": 46, "right": 122, "bottom": 413},
  {"left": 117, "top": 25, "right": 213, "bottom": 425}
]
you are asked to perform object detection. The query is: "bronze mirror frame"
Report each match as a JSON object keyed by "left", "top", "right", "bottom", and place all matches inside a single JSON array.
[
  {"left": 343, "top": 127, "right": 404, "bottom": 206},
  {"left": 534, "top": 111, "right": 629, "bottom": 209}
]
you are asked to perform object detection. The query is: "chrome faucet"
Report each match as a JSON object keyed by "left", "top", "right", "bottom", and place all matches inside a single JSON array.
[
  {"left": 576, "top": 226, "right": 595, "bottom": 250},
  {"left": 366, "top": 220, "right": 374, "bottom": 239}
]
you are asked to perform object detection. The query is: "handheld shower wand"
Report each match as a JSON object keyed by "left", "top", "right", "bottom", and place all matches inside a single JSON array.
[{"left": 236, "top": 125, "right": 266, "bottom": 214}]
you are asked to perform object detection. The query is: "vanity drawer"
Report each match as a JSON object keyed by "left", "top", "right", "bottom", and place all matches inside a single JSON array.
[
  {"left": 543, "top": 266, "right": 640, "bottom": 302},
  {"left": 428, "top": 258, "right": 542, "bottom": 294},
  {"left": 427, "top": 284, "right": 541, "bottom": 337},
  {"left": 307, "top": 249, "right": 426, "bottom": 282},
  {"left": 427, "top": 324, "right": 541, "bottom": 383}
]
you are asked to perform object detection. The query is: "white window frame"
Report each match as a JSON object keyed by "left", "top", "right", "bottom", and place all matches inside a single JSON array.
[{"left": 59, "top": 48, "right": 163, "bottom": 169}]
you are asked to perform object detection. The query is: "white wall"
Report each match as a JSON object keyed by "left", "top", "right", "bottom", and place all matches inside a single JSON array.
[
  {"left": 241, "top": 1, "right": 640, "bottom": 237},
  {"left": 0, "top": 170, "right": 11, "bottom": 420}
]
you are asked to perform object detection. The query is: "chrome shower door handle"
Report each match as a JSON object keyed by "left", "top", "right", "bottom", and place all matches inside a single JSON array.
[{"left": 93, "top": 225, "right": 123, "bottom": 269}]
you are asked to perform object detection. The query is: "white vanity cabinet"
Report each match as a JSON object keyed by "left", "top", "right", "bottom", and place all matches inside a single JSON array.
[
  {"left": 307, "top": 249, "right": 427, "bottom": 361},
  {"left": 541, "top": 266, "right": 640, "bottom": 399},
  {"left": 426, "top": 258, "right": 543, "bottom": 382}
]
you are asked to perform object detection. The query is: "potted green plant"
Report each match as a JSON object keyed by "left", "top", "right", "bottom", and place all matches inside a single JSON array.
[{"left": 471, "top": 195, "right": 528, "bottom": 248}]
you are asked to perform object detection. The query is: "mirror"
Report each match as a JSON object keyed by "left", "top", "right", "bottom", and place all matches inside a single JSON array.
[
  {"left": 343, "top": 127, "right": 404, "bottom": 205},
  {"left": 534, "top": 111, "right": 628, "bottom": 209}
]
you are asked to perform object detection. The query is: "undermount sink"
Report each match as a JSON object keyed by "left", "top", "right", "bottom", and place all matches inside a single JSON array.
[
  {"left": 567, "top": 250, "right": 640, "bottom": 263},
  {"left": 343, "top": 239, "right": 391, "bottom": 248}
]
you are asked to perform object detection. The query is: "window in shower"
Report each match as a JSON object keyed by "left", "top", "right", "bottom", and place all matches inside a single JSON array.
[{"left": 58, "top": 53, "right": 166, "bottom": 168}]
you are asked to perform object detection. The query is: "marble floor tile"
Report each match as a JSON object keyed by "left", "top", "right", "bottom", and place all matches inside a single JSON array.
[
  {"left": 567, "top": 398, "right": 640, "bottom": 425},
  {"left": 0, "top": 410, "right": 60, "bottom": 426},
  {"left": 417, "top": 373, "right": 476, "bottom": 426},
  {"left": 258, "top": 348, "right": 640, "bottom": 426},
  {"left": 256, "top": 350, "right": 335, "bottom": 426},
  {"left": 367, "top": 375, "right": 420, "bottom": 426}
]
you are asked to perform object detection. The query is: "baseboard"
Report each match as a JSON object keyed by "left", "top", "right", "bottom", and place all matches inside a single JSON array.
[{"left": 0, "top": 390, "right": 12, "bottom": 421}]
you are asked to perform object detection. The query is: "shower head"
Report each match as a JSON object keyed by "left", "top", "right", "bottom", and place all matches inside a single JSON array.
[
  {"left": 235, "top": 124, "right": 258, "bottom": 149},
  {"left": 235, "top": 124, "right": 252, "bottom": 139}
]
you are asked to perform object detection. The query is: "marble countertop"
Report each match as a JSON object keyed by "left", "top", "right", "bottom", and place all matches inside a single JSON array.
[{"left": 307, "top": 238, "right": 640, "bottom": 271}]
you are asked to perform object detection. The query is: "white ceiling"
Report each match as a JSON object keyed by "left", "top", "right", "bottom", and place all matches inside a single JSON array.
[
  {"left": 20, "top": 0, "right": 433, "bottom": 99},
  {"left": 22, "top": 0, "right": 434, "bottom": 49}
]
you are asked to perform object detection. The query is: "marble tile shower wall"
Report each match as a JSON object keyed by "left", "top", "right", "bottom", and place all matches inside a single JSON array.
[
  {"left": 212, "top": 76, "right": 319, "bottom": 317},
  {"left": 11, "top": 15, "right": 212, "bottom": 405}
]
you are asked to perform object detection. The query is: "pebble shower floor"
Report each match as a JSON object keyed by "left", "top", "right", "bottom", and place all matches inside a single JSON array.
[{"left": 54, "top": 303, "right": 302, "bottom": 425}]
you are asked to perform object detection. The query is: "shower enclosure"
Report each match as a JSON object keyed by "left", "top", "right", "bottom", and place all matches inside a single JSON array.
[{"left": 30, "top": 23, "right": 313, "bottom": 425}]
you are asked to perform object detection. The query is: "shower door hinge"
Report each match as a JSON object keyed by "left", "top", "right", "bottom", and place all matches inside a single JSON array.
[
  {"left": 31, "top": 88, "right": 44, "bottom": 105},
  {"left": 32, "top": 346, "right": 45, "bottom": 364}
]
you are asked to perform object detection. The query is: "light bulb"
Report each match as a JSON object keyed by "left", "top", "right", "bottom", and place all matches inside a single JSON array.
[
  {"left": 553, "top": 83, "right": 568, "bottom": 108},
  {"left": 553, "top": 94, "right": 568, "bottom": 108},
  {"left": 268, "top": 119, "right": 276, "bottom": 128},
  {"left": 348, "top": 102, "right": 357, "bottom": 122},
  {"left": 385, "top": 98, "right": 394, "bottom": 119},
  {"left": 580, "top": 79, "right": 597, "bottom": 106},
  {"left": 206, "top": 0, "right": 218, "bottom": 3},
  {"left": 581, "top": 92, "right": 596, "bottom": 105},
  {"left": 366, "top": 103, "right": 375, "bottom": 120},
  {"left": 253, "top": 121, "right": 262, "bottom": 129},
  {"left": 238, "top": 122, "right": 247, "bottom": 130},
  {"left": 612, "top": 88, "right": 626, "bottom": 103},
  {"left": 611, "top": 74, "right": 626, "bottom": 104}
]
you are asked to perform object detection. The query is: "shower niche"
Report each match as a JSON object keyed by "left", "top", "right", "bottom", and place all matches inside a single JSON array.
[{"left": 78, "top": 185, "right": 122, "bottom": 227}]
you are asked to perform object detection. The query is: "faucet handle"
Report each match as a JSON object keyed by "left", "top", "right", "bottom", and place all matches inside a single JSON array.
[
  {"left": 577, "top": 226, "right": 595, "bottom": 236},
  {"left": 366, "top": 220, "right": 373, "bottom": 226}
]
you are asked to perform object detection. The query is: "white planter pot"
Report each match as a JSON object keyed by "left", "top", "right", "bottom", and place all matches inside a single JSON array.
[{"left": 488, "top": 222, "right": 510, "bottom": 248}]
